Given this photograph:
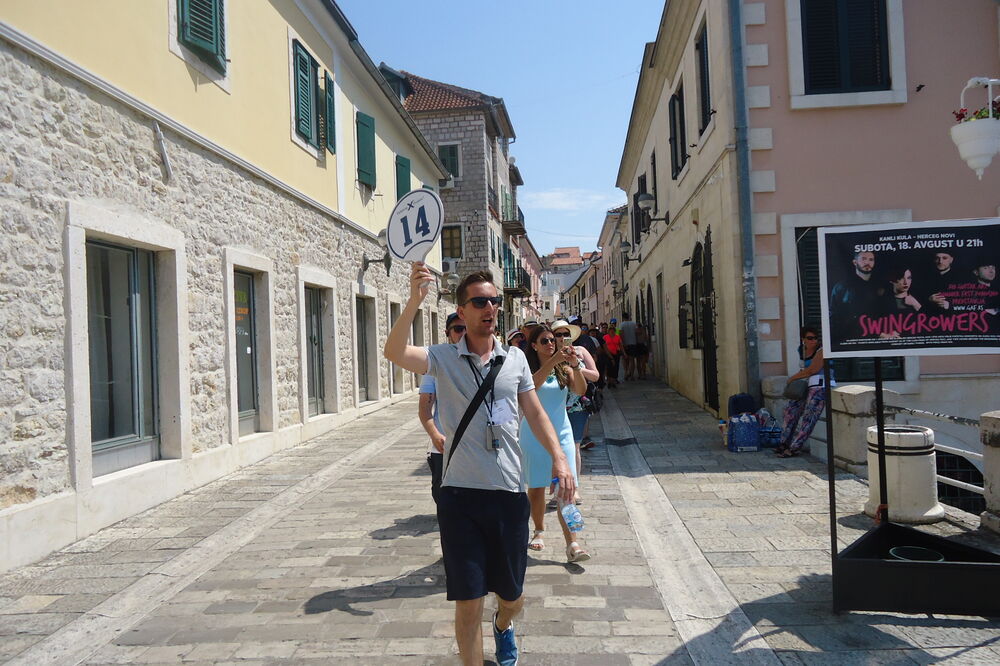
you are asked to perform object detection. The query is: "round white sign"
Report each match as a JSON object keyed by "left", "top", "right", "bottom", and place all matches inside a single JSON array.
[{"left": 385, "top": 189, "right": 444, "bottom": 262}]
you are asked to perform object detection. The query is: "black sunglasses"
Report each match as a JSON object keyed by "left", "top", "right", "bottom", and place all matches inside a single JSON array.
[
  {"left": 448, "top": 325, "right": 466, "bottom": 333},
  {"left": 537, "top": 337, "right": 556, "bottom": 345},
  {"left": 554, "top": 331, "right": 572, "bottom": 338},
  {"left": 803, "top": 335, "right": 818, "bottom": 340},
  {"left": 463, "top": 296, "right": 502, "bottom": 308}
]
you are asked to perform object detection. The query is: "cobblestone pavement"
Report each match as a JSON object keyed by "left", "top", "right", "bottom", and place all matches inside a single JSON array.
[{"left": 1, "top": 381, "right": 999, "bottom": 664}]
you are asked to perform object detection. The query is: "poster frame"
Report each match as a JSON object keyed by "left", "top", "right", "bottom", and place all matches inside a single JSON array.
[{"left": 818, "top": 217, "right": 1000, "bottom": 358}]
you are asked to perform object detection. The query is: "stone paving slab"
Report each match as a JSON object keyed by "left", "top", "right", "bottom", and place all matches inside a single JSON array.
[
  {"left": 608, "top": 381, "right": 1000, "bottom": 665},
  {"left": 2, "top": 381, "right": 1000, "bottom": 663}
]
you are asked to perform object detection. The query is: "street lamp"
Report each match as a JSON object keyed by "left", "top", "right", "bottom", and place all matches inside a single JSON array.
[
  {"left": 362, "top": 229, "right": 392, "bottom": 276},
  {"left": 437, "top": 272, "right": 460, "bottom": 302},
  {"left": 621, "top": 240, "right": 641, "bottom": 269},
  {"left": 637, "top": 192, "right": 670, "bottom": 226}
]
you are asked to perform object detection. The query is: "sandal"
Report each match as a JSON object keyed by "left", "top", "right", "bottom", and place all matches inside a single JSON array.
[
  {"left": 778, "top": 449, "right": 797, "bottom": 458},
  {"left": 528, "top": 530, "right": 544, "bottom": 551},
  {"left": 566, "top": 542, "right": 590, "bottom": 563},
  {"left": 574, "top": 495, "right": 583, "bottom": 505}
]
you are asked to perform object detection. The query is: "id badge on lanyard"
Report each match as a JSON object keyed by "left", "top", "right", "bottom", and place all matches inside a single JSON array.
[{"left": 486, "top": 421, "right": 500, "bottom": 451}]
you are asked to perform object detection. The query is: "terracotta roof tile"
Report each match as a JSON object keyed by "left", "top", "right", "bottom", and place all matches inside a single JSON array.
[{"left": 402, "top": 72, "right": 499, "bottom": 113}]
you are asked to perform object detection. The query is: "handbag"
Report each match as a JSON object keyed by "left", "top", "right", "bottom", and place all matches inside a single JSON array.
[
  {"left": 445, "top": 356, "right": 505, "bottom": 473},
  {"left": 783, "top": 378, "right": 808, "bottom": 400},
  {"left": 582, "top": 383, "right": 603, "bottom": 414}
]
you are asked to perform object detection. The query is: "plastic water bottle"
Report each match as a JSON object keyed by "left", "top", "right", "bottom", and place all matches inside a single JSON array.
[{"left": 554, "top": 482, "right": 584, "bottom": 532}]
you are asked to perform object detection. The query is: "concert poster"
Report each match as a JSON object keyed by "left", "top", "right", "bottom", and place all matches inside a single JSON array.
[{"left": 818, "top": 218, "right": 1000, "bottom": 357}]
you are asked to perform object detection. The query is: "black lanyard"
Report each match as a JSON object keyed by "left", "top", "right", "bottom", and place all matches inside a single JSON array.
[{"left": 466, "top": 357, "right": 496, "bottom": 422}]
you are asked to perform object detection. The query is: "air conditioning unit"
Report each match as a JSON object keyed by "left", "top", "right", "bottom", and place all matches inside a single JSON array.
[
  {"left": 442, "top": 259, "right": 456, "bottom": 273},
  {"left": 439, "top": 175, "right": 455, "bottom": 190}
]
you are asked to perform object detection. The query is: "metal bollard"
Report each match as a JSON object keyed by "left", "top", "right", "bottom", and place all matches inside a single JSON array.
[{"left": 864, "top": 425, "right": 945, "bottom": 524}]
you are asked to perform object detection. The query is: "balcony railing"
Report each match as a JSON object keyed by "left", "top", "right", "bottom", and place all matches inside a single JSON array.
[
  {"left": 502, "top": 206, "right": 526, "bottom": 236},
  {"left": 503, "top": 266, "right": 530, "bottom": 296}
]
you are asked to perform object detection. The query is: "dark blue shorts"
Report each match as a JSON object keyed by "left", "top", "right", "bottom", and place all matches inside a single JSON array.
[{"left": 437, "top": 486, "right": 530, "bottom": 602}]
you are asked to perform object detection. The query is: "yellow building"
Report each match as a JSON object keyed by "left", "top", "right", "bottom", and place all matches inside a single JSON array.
[{"left": 0, "top": 0, "right": 448, "bottom": 570}]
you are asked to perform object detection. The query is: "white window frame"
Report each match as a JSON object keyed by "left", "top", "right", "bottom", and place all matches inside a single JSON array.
[
  {"left": 224, "top": 248, "right": 277, "bottom": 443},
  {"left": 785, "top": 0, "right": 907, "bottom": 110},
  {"left": 65, "top": 201, "right": 190, "bottom": 491},
  {"left": 442, "top": 224, "right": 464, "bottom": 260},
  {"left": 388, "top": 300, "right": 405, "bottom": 394},
  {"left": 351, "top": 282, "right": 380, "bottom": 407},
  {"left": 167, "top": 0, "right": 232, "bottom": 93},
  {"left": 297, "top": 266, "right": 342, "bottom": 427},
  {"left": 287, "top": 27, "right": 323, "bottom": 159},
  {"left": 438, "top": 141, "right": 463, "bottom": 180},
  {"left": 779, "top": 209, "right": 919, "bottom": 394}
]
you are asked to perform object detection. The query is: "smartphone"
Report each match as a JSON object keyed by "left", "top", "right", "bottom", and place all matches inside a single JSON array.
[{"left": 555, "top": 335, "right": 564, "bottom": 352}]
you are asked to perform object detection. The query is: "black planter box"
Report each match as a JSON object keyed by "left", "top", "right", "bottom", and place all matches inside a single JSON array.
[{"left": 834, "top": 522, "right": 1000, "bottom": 616}]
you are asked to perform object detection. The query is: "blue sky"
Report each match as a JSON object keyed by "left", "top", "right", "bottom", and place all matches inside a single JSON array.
[{"left": 337, "top": 1, "right": 663, "bottom": 255}]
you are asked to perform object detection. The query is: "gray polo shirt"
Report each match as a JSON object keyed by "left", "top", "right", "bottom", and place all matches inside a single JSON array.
[
  {"left": 426, "top": 337, "right": 534, "bottom": 492},
  {"left": 619, "top": 320, "right": 637, "bottom": 346}
]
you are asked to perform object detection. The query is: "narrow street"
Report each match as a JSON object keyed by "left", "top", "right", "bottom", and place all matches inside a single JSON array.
[{"left": 2, "top": 382, "right": 1000, "bottom": 665}]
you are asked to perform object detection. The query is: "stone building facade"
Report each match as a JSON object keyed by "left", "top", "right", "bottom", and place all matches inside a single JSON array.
[
  {"left": 381, "top": 69, "right": 534, "bottom": 328},
  {"left": 0, "top": 1, "right": 448, "bottom": 571}
]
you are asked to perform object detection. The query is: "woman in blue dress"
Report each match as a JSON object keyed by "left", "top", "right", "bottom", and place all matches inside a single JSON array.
[{"left": 521, "top": 324, "right": 590, "bottom": 562}]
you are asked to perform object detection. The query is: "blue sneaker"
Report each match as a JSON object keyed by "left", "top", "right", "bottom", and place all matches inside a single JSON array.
[{"left": 493, "top": 611, "right": 518, "bottom": 666}]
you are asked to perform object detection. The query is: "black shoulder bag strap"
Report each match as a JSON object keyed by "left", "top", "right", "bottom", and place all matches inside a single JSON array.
[{"left": 445, "top": 356, "right": 505, "bottom": 473}]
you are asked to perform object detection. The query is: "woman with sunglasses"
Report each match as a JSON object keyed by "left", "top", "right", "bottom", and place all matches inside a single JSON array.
[
  {"left": 776, "top": 325, "right": 827, "bottom": 458},
  {"left": 521, "top": 325, "right": 591, "bottom": 562}
]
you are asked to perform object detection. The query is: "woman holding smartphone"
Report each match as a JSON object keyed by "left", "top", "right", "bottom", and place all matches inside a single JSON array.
[{"left": 520, "top": 324, "right": 591, "bottom": 562}]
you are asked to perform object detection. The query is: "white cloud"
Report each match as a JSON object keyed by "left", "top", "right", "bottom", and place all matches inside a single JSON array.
[{"left": 520, "top": 188, "right": 621, "bottom": 212}]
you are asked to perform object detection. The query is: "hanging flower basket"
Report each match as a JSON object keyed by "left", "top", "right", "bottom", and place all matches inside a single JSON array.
[
  {"left": 950, "top": 118, "right": 1000, "bottom": 180},
  {"left": 951, "top": 77, "right": 1000, "bottom": 179}
]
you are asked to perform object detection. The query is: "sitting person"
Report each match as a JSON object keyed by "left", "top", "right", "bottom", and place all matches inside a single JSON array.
[{"left": 776, "top": 325, "right": 828, "bottom": 458}]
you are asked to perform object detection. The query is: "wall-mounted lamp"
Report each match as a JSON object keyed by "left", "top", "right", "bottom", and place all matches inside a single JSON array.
[
  {"left": 437, "top": 272, "right": 460, "bottom": 302},
  {"left": 621, "top": 240, "right": 642, "bottom": 268},
  {"left": 682, "top": 257, "right": 692, "bottom": 267},
  {"left": 637, "top": 193, "right": 670, "bottom": 224},
  {"left": 362, "top": 229, "right": 392, "bottom": 276}
]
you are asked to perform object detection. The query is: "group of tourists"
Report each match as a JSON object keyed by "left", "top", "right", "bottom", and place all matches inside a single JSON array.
[{"left": 387, "top": 262, "right": 848, "bottom": 664}]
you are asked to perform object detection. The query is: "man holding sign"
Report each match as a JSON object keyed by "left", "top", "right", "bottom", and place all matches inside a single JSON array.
[{"left": 384, "top": 262, "right": 574, "bottom": 666}]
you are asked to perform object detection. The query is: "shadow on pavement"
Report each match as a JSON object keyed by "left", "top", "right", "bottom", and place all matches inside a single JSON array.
[
  {"left": 303, "top": 557, "right": 445, "bottom": 616},
  {"left": 651, "top": 572, "right": 1000, "bottom": 663},
  {"left": 367, "top": 513, "right": 439, "bottom": 540}
]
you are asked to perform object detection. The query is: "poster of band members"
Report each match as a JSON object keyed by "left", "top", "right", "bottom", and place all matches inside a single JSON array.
[{"left": 819, "top": 218, "right": 1000, "bottom": 357}]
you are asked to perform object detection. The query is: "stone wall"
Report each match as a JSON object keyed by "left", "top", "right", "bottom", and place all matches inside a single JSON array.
[
  {"left": 0, "top": 40, "right": 436, "bottom": 510},
  {"left": 414, "top": 111, "right": 495, "bottom": 275}
]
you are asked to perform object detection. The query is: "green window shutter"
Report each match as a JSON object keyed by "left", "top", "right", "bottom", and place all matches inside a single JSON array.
[
  {"left": 324, "top": 72, "right": 336, "bottom": 153},
  {"left": 438, "top": 144, "right": 459, "bottom": 177},
  {"left": 178, "top": 0, "right": 226, "bottom": 74},
  {"left": 356, "top": 111, "right": 376, "bottom": 188},
  {"left": 395, "top": 155, "right": 411, "bottom": 200},
  {"left": 293, "top": 41, "right": 318, "bottom": 147}
]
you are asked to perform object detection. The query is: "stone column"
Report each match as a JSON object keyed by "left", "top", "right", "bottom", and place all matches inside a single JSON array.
[
  {"left": 979, "top": 410, "right": 1000, "bottom": 535},
  {"left": 829, "top": 385, "right": 897, "bottom": 476}
]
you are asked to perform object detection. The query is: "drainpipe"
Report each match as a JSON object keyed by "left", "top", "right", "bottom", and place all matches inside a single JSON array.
[{"left": 728, "top": 0, "right": 761, "bottom": 401}]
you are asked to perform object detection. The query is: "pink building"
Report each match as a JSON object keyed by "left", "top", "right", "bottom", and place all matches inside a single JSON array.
[{"left": 618, "top": 0, "right": 1000, "bottom": 457}]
